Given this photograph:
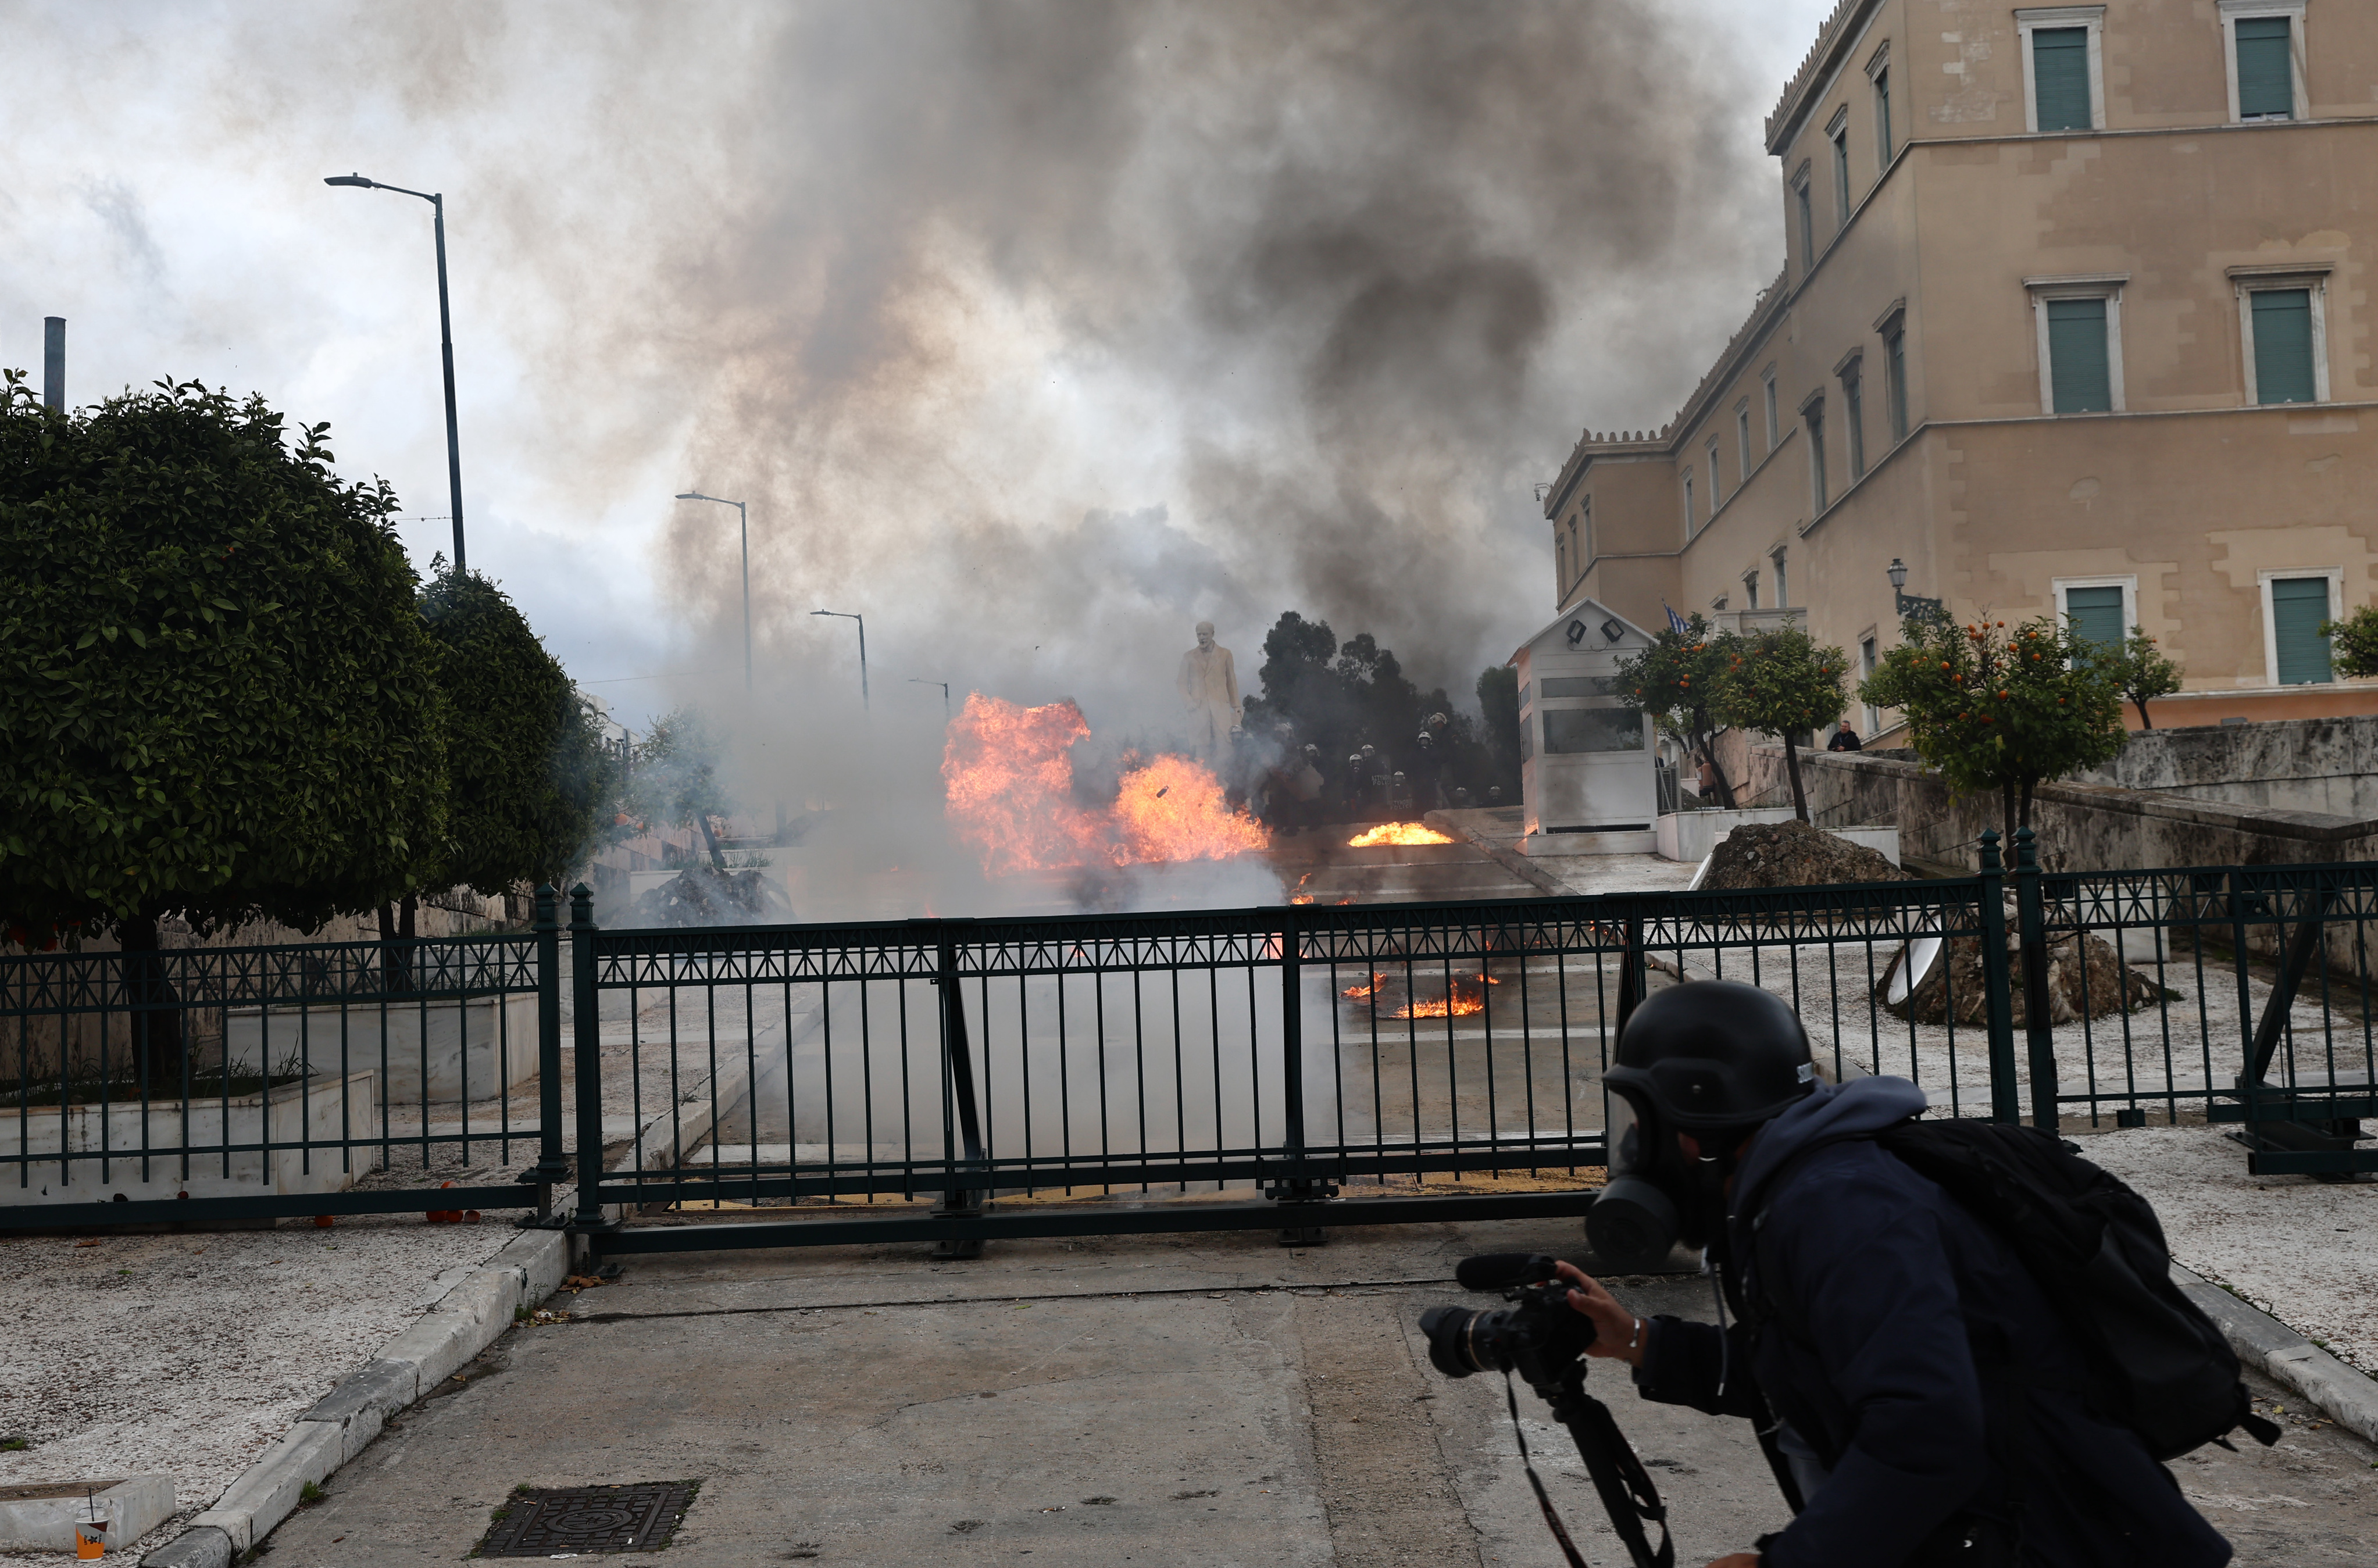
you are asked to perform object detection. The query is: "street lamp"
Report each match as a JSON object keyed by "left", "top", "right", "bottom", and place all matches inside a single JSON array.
[
  {"left": 1887, "top": 557, "right": 1944, "bottom": 623},
  {"left": 324, "top": 173, "right": 467, "bottom": 573},
  {"left": 674, "top": 492, "right": 751, "bottom": 697},
  {"left": 909, "top": 678, "right": 951, "bottom": 724},
  {"left": 812, "top": 610, "right": 868, "bottom": 709}
]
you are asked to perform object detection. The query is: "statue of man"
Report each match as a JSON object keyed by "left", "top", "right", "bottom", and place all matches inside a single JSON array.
[{"left": 1177, "top": 621, "right": 1241, "bottom": 760}]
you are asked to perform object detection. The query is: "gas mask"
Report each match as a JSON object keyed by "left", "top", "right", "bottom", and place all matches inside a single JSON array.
[{"left": 1586, "top": 1085, "right": 1743, "bottom": 1273}]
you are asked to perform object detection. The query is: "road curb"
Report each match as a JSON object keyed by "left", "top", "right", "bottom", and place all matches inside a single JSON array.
[
  {"left": 2174, "top": 1263, "right": 2378, "bottom": 1444},
  {"left": 140, "top": 1226, "right": 570, "bottom": 1565}
]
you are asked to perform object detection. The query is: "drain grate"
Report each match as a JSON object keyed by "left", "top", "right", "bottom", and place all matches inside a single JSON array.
[{"left": 476, "top": 1481, "right": 700, "bottom": 1557}]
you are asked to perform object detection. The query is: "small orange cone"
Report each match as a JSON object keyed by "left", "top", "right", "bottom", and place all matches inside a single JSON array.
[{"left": 314, "top": 1215, "right": 335, "bottom": 1228}]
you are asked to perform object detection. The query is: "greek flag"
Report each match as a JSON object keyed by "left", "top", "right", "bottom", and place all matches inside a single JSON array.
[{"left": 1664, "top": 603, "right": 1688, "bottom": 634}]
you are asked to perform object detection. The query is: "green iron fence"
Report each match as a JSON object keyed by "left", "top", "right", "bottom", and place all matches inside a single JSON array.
[{"left": 6, "top": 837, "right": 2370, "bottom": 1242}]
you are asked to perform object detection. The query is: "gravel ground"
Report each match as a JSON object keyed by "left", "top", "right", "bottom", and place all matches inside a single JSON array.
[
  {"left": 0, "top": 1212, "right": 526, "bottom": 1564},
  {"left": 2084, "top": 1122, "right": 2378, "bottom": 1376}
]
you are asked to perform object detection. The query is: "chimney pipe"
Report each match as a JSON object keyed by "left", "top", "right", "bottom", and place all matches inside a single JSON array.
[{"left": 42, "top": 317, "right": 64, "bottom": 413}]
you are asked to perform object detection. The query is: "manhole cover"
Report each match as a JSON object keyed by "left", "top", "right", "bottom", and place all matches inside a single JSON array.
[{"left": 476, "top": 1481, "right": 699, "bottom": 1557}]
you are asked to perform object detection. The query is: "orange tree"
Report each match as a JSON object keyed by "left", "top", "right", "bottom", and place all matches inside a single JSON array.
[
  {"left": 1710, "top": 618, "right": 1851, "bottom": 823},
  {"left": 1861, "top": 613, "right": 2126, "bottom": 838},
  {"left": 1616, "top": 613, "right": 1742, "bottom": 808},
  {"left": 2101, "top": 626, "right": 2183, "bottom": 730},
  {"left": 2323, "top": 605, "right": 2378, "bottom": 680}
]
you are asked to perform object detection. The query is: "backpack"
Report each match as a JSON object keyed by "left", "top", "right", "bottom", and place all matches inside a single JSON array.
[{"left": 1866, "top": 1117, "right": 2280, "bottom": 1462}]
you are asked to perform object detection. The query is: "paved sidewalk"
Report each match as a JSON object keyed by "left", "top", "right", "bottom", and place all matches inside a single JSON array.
[{"left": 251, "top": 1217, "right": 2374, "bottom": 1566}]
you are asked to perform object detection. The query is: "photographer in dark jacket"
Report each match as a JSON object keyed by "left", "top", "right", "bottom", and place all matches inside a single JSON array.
[{"left": 1562, "top": 981, "right": 2230, "bottom": 1568}]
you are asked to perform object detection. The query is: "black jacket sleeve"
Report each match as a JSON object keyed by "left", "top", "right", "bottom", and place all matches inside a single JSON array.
[{"left": 1630, "top": 1315, "right": 1766, "bottom": 1419}]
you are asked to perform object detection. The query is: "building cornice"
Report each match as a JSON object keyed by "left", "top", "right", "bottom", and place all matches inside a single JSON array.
[{"left": 1766, "top": 0, "right": 1887, "bottom": 155}]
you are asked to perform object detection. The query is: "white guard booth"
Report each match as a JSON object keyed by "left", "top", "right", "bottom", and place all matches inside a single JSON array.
[{"left": 1512, "top": 601, "right": 1659, "bottom": 855}]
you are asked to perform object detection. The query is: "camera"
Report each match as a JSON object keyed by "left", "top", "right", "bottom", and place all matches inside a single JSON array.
[
  {"left": 1417, "top": 1253, "right": 1673, "bottom": 1568},
  {"left": 1419, "top": 1252, "right": 1597, "bottom": 1387}
]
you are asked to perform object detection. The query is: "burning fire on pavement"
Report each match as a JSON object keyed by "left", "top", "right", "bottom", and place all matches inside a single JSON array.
[
  {"left": 1341, "top": 968, "right": 1501, "bottom": 1019},
  {"left": 1347, "top": 821, "right": 1454, "bottom": 848},
  {"left": 942, "top": 694, "right": 1269, "bottom": 876}
]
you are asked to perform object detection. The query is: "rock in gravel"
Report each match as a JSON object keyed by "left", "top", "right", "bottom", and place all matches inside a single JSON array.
[{"left": 1701, "top": 819, "right": 1906, "bottom": 890}]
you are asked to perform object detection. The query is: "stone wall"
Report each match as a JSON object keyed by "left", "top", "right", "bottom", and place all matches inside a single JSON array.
[
  {"left": 1741, "top": 744, "right": 2378, "bottom": 877},
  {"left": 2069, "top": 716, "right": 2378, "bottom": 820}
]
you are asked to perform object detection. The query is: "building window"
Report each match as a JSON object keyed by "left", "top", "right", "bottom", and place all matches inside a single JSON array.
[
  {"left": 2027, "top": 277, "right": 2126, "bottom": 414},
  {"left": 1884, "top": 319, "right": 1909, "bottom": 441},
  {"left": 1579, "top": 499, "right": 1593, "bottom": 570},
  {"left": 1772, "top": 549, "right": 1789, "bottom": 608},
  {"left": 1840, "top": 360, "right": 1867, "bottom": 480},
  {"left": 2262, "top": 571, "right": 2338, "bottom": 685},
  {"left": 2234, "top": 276, "right": 2326, "bottom": 405},
  {"left": 1793, "top": 171, "right": 1814, "bottom": 274},
  {"left": 1682, "top": 470, "right": 1696, "bottom": 534},
  {"left": 2017, "top": 9, "right": 2105, "bottom": 134},
  {"left": 1860, "top": 635, "right": 1879, "bottom": 731},
  {"left": 1829, "top": 110, "right": 1851, "bottom": 232},
  {"left": 1744, "top": 570, "right": 1760, "bottom": 610},
  {"left": 1706, "top": 440, "right": 1723, "bottom": 510},
  {"left": 1736, "top": 399, "right": 1753, "bottom": 475},
  {"left": 1543, "top": 708, "right": 1646, "bottom": 755},
  {"left": 2224, "top": 2, "right": 2305, "bottom": 122},
  {"left": 1870, "top": 50, "right": 1894, "bottom": 165},
  {"left": 1803, "top": 397, "right": 1828, "bottom": 513},
  {"left": 2054, "top": 577, "right": 2133, "bottom": 652},
  {"left": 1555, "top": 531, "right": 1566, "bottom": 593},
  {"left": 1762, "top": 370, "right": 1780, "bottom": 449}
]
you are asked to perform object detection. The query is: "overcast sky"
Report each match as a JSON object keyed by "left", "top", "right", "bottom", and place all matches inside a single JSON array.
[{"left": 3, "top": 1, "right": 1834, "bottom": 748}]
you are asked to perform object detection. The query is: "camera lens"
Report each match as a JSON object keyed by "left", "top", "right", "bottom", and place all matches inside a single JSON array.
[{"left": 1420, "top": 1304, "right": 1498, "bottom": 1378}]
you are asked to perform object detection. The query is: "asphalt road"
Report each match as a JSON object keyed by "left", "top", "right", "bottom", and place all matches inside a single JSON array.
[{"left": 255, "top": 1217, "right": 2376, "bottom": 1567}]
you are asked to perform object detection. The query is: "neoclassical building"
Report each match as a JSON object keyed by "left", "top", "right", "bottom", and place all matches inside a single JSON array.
[{"left": 1543, "top": 0, "right": 2376, "bottom": 735}]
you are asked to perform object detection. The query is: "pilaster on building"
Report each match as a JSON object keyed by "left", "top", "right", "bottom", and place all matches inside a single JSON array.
[{"left": 1544, "top": 0, "right": 2377, "bottom": 739}]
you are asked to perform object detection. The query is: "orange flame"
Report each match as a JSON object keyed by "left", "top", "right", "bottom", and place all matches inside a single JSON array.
[
  {"left": 942, "top": 694, "right": 1269, "bottom": 874},
  {"left": 1342, "top": 971, "right": 1387, "bottom": 999},
  {"left": 1348, "top": 822, "right": 1455, "bottom": 847},
  {"left": 1393, "top": 973, "right": 1502, "bottom": 1019}
]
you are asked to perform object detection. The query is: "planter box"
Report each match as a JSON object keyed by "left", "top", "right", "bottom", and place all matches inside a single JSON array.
[
  {"left": 226, "top": 993, "right": 538, "bottom": 1106},
  {"left": 1, "top": 1071, "right": 377, "bottom": 1206}
]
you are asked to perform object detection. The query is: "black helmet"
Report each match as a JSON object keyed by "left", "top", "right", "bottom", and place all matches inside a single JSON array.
[{"left": 1604, "top": 980, "right": 1813, "bottom": 1131}]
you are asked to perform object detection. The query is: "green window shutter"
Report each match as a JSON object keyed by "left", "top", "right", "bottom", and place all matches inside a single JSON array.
[
  {"left": 2271, "top": 577, "right": 2333, "bottom": 684},
  {"left": 1887, "top": 330, "right": 1909, "bottom": 439},
  {"left": 2252, "top": 289, "right": 2315, "bottom": 404},
  {"left": 2236, "top": 17, "right": 2294, "bottom": 118},
  {"left": 2046, "top": 297, "right": 2111, "bottom": 413},
  {"left": 2064, "top": 585, "right": 2125, "bottom": 651},
  {"left": 2033, "top": 27, "right": 2091, "bottom": 131}
]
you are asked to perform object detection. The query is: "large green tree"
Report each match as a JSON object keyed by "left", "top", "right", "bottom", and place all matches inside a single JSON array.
[
  {"left": 1712, "top": 619, "right": 1851, "bottom": 823},
  {"left": 1238, "top": 610, "right": 1506, "bottom": 805},
  {"left": 1860, "top": 613, "right": 2127, "bottom": 837},
  {"left": 1616, "top": 613, "right": 1741, "bottom": 808},
  {"left": 420, "top": 566, "right": 619, "bottom": 894},
  {"left": 0, "top": 374, "right": 447, "bottom": 1074},
  {"left": 2322, "top": 605, "right": 2378, "bottom": 680}
]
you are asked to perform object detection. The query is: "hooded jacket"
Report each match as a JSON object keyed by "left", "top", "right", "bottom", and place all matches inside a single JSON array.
[{"left": 1630, "top": 1077, "right": 2230, "bottom": 1568}]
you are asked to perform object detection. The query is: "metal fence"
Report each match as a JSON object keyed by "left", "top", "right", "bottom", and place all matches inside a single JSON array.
[
  {"left": 8, "top": 838, "right": 2372, "bottom": 1245},
  {"left": 2, "top": 898, "right": 567, "bottom": 1229}
]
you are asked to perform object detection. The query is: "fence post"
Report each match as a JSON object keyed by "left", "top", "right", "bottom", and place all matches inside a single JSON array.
[
  {"left": 933, "top": 923, "right": 987, "bottom": 1259},
  {"left": 1974, "top": 831, "right": 2020, "bottom": 1123},
  {"left": 527, "top": 885, "right": 570, "bottom": 1219},
  {"left": 1269, "top": 904, "right": 1330, "bottom": 1244},
  {"left": 2012, "top": 828, "right": 2058, "bottom": 1132},
  {"left": 567, "top": 884, "right": 616, "bottom": 1240}
]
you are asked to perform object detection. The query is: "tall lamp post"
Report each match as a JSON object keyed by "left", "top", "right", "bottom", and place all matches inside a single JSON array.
[
  {"left": 1887, "top": 558, "right": 1944, "bottom": 623},
  {"left": 324, "top": 173, "right": 467, "bottom": 573},
  {"left": 812, "top": 610, "right": 868, "bottom": 710},
  {"left": 909, "top": 678, "right": 950, "bottom": 724},
  {"left": 674, "top": 492, "right": 752, "bottom": 697}
]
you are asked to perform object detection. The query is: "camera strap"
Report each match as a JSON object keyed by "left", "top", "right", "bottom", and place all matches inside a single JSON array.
[{"left": 1503, "top": 1370, "right": 1674, "bottom": 1568}]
